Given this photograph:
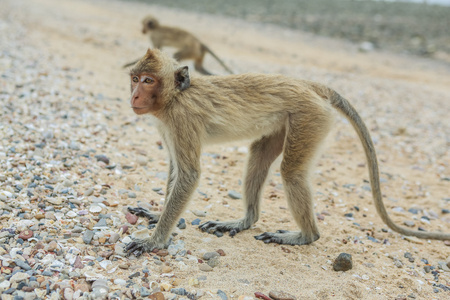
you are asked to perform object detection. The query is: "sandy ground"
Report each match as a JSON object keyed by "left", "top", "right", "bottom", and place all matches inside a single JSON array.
[{"left": 1, "top": 0, "right": 449, "bottom": 299}]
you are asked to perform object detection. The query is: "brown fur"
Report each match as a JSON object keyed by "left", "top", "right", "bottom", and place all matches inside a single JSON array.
[
  {"left": 125, "top": 49, "right": 449, "bottom": 256},
  {"left": 122, "top": 15, "right": 233, "bottom": 75}
]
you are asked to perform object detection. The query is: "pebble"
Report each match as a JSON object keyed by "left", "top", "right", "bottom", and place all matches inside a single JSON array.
[
  {"left": 191, "top": 218, "right": 201, "bottom": 225},
  {"left": 404, "top": 220, "right": 415, "bottom": 227},
  {"left": 333, "top": 253, "right": 353, "bottom": 271},
  {"left": 126, "top": 212, "right": 138, "bottom": 224},
  {"left": 177, "top": 218, "right": 186, "bottom": 229},
  {"left": 228, "top": 190, "right": 242, "bottom": 199},
  {"left": 109, "top": 232, "right": 120, "bottom": 243},
  {"left": 268, "top": 290, "right": 297, "bottom": 300},
  {"left": 18, "top": 230, "right": 33, "bottom": 240},
  {"left": 82, "top": 230, "right": 94, "bottom": 244},
  {"left": 218, "top": 290, "right": 228, "bottom": 300},
  {"left": 149, "top": 292, "right": 165, "bottom": 300},
  {"left": 203, "top": 251, "right": 220, "bottom": 260},
  {"left": 199, "top": 264, "right": 213, "bottom": 272}
]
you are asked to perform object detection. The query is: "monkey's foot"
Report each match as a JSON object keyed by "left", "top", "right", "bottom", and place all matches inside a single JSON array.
[
  {"left": 127, "top": 207, "right": 160, "bottom": 224},
  {"left": 125, "top": 237, "right": 168, "bottom": 257},
  {"left": 254, "top": 230, "right": 319, "bottom": 245},
  {"left": 199, "top": 219, "right": 251, "bottom": 237}
]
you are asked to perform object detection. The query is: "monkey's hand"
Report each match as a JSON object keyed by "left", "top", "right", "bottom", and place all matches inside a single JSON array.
[
  {"left": 125, "top": 236, "right": 170, "bottom": 257},
  {"left": 199, "top": 218, "right": 251, "bottom": 237},
  {"left": 128, "top": 206, "right": 160, "bottom": 224}
]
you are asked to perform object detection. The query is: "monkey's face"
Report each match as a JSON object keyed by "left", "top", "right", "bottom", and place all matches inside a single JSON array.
[{"left": 129, "top": 73, "right": 160, "bottom": 115}]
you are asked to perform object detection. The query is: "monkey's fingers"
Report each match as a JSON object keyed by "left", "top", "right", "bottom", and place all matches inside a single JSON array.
[
  {"left": 254, "top": 232, "right": 282, "bottom": 244},
  {"left": 125, "top": 241, "right": 145, "bottom": 257},
  {"left": 128, "top": 207, "right": 160, "bottom": 224}
]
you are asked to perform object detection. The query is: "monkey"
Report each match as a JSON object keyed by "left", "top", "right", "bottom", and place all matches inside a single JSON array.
[
  {"left": 125, "top": 48, "right": 450, "bottom": 256},
  {"left": 122, "top": 15, "right": 233, "bottom": 75}
]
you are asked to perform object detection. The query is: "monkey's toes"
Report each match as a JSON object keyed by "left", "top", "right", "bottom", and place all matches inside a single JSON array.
[
  {"left": 199, "top": 221, "right": 240, "bottom": 236},
  {"left": 125, "top": 241, "right": 144, "bottom": 257},
  {"left": 127, "top": 207, "right": 160, "bottom": 224},
  {"left": 254, "top": 232, "right": 284, "bottom": 244}
]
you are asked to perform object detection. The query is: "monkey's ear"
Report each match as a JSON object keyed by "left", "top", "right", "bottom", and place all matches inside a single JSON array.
[
  {"left": 175, "top": 66, "right": 190, "bottom": 91},
  {"left": 145, "top": 48, "right": 154, "bottom": 58}
]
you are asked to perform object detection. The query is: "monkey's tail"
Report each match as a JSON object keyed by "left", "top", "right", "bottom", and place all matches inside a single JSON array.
[
  {"left": 325, "top": 88, "right": 450, "bottom": 240},
  {"left": 122, "top": 58, "right": 140, "bottom": 69},
  {"left": 203, "top": 45, "right": 234, "bottom": 74}
]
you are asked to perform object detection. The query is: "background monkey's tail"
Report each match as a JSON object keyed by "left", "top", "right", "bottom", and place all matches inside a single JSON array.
[
  {"left": 122, "top": 58, "right": 140, "bottom": 69},
  {"left": 202, "top": 45, "right": 234, "bottom": 74},
  {"left": 317, "top": 85, "right": 450, "bottom": 240}
]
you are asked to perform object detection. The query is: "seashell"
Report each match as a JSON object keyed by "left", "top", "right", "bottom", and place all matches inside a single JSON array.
[{"left": 131, "top": 228, "right": 150, "bottom": 239}]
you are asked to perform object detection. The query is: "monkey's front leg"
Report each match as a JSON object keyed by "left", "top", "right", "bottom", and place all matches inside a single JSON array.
[
  {"left": 126, "top": 164, "right": 200, "bottom": 256},
  {"left": 127, "top": 160, "right": 175, "bottom": 225}
]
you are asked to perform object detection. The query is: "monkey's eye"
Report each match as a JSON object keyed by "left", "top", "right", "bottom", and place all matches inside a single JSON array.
[
  {"left": 144, "top": 78, "right": 154, "bottom": 84},
  {"left": 132, "top": 76, "right": 139, "bottom": 83}
]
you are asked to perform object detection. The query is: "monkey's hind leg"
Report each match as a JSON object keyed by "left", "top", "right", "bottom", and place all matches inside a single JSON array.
[
  {"left": 200, "top": 128, "right": 285, "bottom": 236},
  {"left": 255, "top": 109, "right": 332, "bottom": 245},
  {"left": 127, "top": 207, "right": 160, "bottom": 224}
]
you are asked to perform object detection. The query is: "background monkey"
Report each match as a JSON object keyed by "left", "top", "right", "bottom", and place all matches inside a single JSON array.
[
  {"left": 122, "top": 15, "right": 233, "bottom": 75},
  {"left": 125, "top": 49, "right": 449, "bottom": 256}
]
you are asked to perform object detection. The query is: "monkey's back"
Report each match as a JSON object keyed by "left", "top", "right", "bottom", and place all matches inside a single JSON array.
[{"left": 173, "top": 74, "right": 334, "bottom": 144}]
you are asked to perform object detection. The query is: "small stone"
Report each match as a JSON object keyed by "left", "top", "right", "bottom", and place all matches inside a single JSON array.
[
  {"left": 171, "top": 288, "right": 187, "bottom": 295},
  {"left": 126, "top": 213, "right": 138, "bottom": 225},
  {"left": 199, "top": 264, "right": 213, "bottom": 272},
  {"left": 218, "top": 290, "right": 228, "bottom": 300},
  {"left": 404, "top": 220, "right": 415, "bottom": 227},
  {"left": 217, "top": 249, "right": 226, "bottom": 256},
  {"left": 128, "top": 192, "right": 137, "bottom": 198},
  {"left": 161, "top": 266, "right": 173, "bottom": 273},
  {"left": 148, "top": 292, "right": 165, "bottom": 300},
  {"left": 95, "top": 154, "right": 110, "bottom": 164},
  {"left": 120, "top": 225, "right": 129, "bottom": 234},
  {"left": 192, "top": 210, "right": 207, "bottom": 217},
  {"left": 18, "top": 230, "right": 33, "bottom": 240},
  {"left": 176, "top": 218, "right": 186, "bottom": 229},
  {"left": 47, "top": 240, "right": 58, "bottom": 252},
  {"left": 109, "top": 233, "right": 120, "bottom": 243},
  {"left": 10, "top": 272, "right": 30, "bottom": 283},
  {"left": 228, "top": 190, "right": 242, "bottom": 199},
  {"left": 268, "top": 290, "right": 297, "bottom": 300},
  {"left": 333, "top": 253, "right": 353, "bottom": 271},
  {"left": 191, "top": 218, "right": 201, "bottom": 225},
  {"left": 82, "top": 230, "right": 94, "bottom": 244},
  {"left": 207, "top": 257, "right": 220, "bottom": 268},
  {"left": 156, "top": 249, "right": 169, "bottom": 257},
  {"left": 203, "top": 251, "right": 220, "bottom": 260},
  {"left": 64, "top": 288, "right": 74, "bottom": 300}
]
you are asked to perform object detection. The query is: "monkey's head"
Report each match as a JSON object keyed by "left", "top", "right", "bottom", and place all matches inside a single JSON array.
[
  {"left": 142, "top": 15, "right": 160, "bottom": 33},
  {"left": 129, "top": 49, "right": 190, "bottom": 116}
]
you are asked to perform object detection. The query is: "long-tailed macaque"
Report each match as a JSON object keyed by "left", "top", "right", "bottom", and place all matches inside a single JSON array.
[
  {"left": 122, "top": 15, "right": 233, "bottom": 75},
  {"left": 125, "top": 49, "right": 449, "bottom": 256}
]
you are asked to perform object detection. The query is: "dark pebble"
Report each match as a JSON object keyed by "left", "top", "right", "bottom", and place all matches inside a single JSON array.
[
  {"left": 128, "top": 272, "right": 140, "bottom": 279},
  {"left": 333, "top": 253, "right": 353, "bottom": 271},
  {"left": 421, "top": 258, "right": 428, "bottom": 264},
  {"left": 177, "top": 218, "right": 186, "bottom": 229},
  {"left": 442, "top": 209, "right": 450, "bottom": 214},
  {"left": 424, "top": 266, "right": 431, "bottom": 273},
  {"left": 217, "top": 290, "right": 228, "bottom": 300},
  {"left": 4, "top": 288, "right": 16, "bottom": 294},
  {"left": 344, "top": 213, "right": 353, "bottom": 218},
  {"left": 17, "top": 281, "right": 27, "bottom": 290},
  {"left": 191, "top": 218, "right": 201, "bottom": 225},
  {"left": 353, "top": 206, "right": 360, "bottom": 212},
  {"left": 408, "top": 208, "right": 419, "bottom": 214},
  {"left": 170, "top": 288, "right": 187, "bottom": 296},
  {"left": 95, "top": 154, "right": 110, "bottom": 164}
]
